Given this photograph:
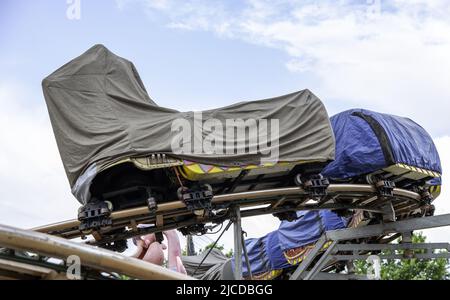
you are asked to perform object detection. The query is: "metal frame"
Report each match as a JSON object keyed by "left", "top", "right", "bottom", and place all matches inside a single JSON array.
[
  {"left": 290, "top": 214, "right": 450, "bottom": 280},
  {"left": 233, "top": 206, "right": 243, "bottom": 280},
  {"left": 0, "top": 224, "right": 194, "bottom": 280},
  {"left": 26, "top": 183, "right": 444, "bottom": 281},
  {"left": 32, "top": 184, "right": 423, "bottom": 243}
]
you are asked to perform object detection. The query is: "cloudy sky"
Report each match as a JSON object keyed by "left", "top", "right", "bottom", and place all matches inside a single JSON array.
[{"left": 1, "top": 0, "right": 449, "bottom": 253}]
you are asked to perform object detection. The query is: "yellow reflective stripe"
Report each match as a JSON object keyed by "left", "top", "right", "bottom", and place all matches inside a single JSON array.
[{"left": 389, "top": 163, "right": 441, "bottom": 178}]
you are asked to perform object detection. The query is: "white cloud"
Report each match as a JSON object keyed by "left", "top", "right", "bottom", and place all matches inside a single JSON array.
[
  {"left": 0, "top": 82, "right": 78, "bottom": 229},
  {"left": 424, "top": 135, "right": 450, "bottom": 242},
  {"left": 120, "top": 0, "right": 450, "bottom": 136}
]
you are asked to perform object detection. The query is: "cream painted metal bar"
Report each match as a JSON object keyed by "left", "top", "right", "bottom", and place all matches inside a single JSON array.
[
  {"left": 0, "top": 224, "right": 193, "bottom": 280},
  {"left": 32, "top": 184, "right": 422, "bottom": 235},
  {"left": 0, "top": 258, "right": 67, "bottom": 280}
]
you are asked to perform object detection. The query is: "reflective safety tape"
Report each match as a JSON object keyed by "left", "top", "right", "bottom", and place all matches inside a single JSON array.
[{"left": 383, "top": 163, "right": 441, "bottom": 180}]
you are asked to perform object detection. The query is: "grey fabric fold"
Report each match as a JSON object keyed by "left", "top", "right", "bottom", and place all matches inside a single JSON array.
[{"left": 42, "top": 44, "right": 335, "bottom": 192}]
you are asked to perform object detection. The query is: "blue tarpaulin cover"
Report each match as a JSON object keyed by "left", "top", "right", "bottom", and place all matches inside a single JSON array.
[
  {"left": 231, "top": 108, "right": 441, "bottom": 277},
  {"left": 322, "top": 109, "right": 441, "bottom": 181},
  {"left": 233, "top": 210, "right": 348, "bottom": 277}
]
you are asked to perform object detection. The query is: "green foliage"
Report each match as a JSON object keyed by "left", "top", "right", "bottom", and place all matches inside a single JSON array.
[
  {"left": 182, "top": 242, "right": 228, "bottom": 256},
  {"left": 354, "top": 232, "right": 449, "bottom": 280},
  {"left": 203, "top": 243, "right": 225, "bottom": 252},
  {"left": 225, "top": 248, "right": 234, "bottom": 258},
  {"left": 198, "top": 243, "right": 233, "bottom": 258}
]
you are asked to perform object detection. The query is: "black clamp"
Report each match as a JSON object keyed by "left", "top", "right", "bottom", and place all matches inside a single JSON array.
[
  {"left": 179, "top": 224, "right": 208, "bottom": 236},
  {"left": 78, "top": 201, "right": 112, "bottom": 233},
  {"left": 155, "top": 232, "right": 164, "bottom": 243},
  {"left": 273, "top": 203, "right": 299, "bottom": 222},
  {"left": 375, "top": 180, "right": 395, "bottom": 198},
  {"left": 147, "top": 196, "right": 158, "bottom": 212},
  {"left": 178, "top": 185, "right": 213, "bottom": 215},
  {"left": 419, "top": 189, "right": 435, "bottom": 216},
  {"left": 100, "top": 239, "right": 128, "bottom": 253},
  {"left": 273, "top": 211, "right": 299, "bottom": 222},
  {"left": 419, "top": 189, "right": 434, "bottom": 204},
  {"left": 297, "top": 174, "right": 330, "bottom": 199}
]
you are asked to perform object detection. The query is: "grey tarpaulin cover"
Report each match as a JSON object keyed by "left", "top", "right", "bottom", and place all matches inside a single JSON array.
[
  {"left": 42, "top": 45, "right": 335, "bottom": 202},
  {"left": 182, "top": 249, "right": 230, "bottom": 280}
]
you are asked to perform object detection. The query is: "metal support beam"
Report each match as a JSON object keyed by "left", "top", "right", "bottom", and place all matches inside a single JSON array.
[
  {"left": 302, "top": 241, "right": 337, "bottom": 280},
  {"left": 333, "top": 253, "right": 450, "bottom": 260},
  {"left": 335, "top": 242, "right": 450, "bottom": 252},
  {"left": 290, "top": 214, "right": 450, "bottom": 281},
  {"left": 289, "top": 235, "right": 328, "bottom": 280},
  {"left": 325, "top": 214, "right": 450, "bottom": 241},
  {"left": 233, "top": 206, "right": 243, "bottom": 280},
  {"left": 241, "top": 233, "right": 253, "bottom": 279},
  {"left": 186, "top": 235, "right": 195, "bottom": 256}
]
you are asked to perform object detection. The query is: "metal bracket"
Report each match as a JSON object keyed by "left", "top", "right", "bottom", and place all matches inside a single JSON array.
[
  {"left": 420, "top": 189, "right": 434, "bottom": 203},
  {"left": 179, "top": 186, "right": 213, "bottom": 216},
  {"left": 147, "top": 196, "right": 157, "bottom": 212},
  {"left": 78, "top": 201, "right": 112, "bottom": 233},
  {"left": 179, "top": 224, "right": 208, "bottom": 236},
  {"left": 273, "top": 203, "right": 299, "bottom": 222},
  {"left": 380, "top": 201, "right": 396, "bottom": 223},
  {"left": 375, "top": 180, "right": 395, "bottom": 198},
  {"left": 419, "top": 189, "right": 435, "bottom": 216},
  {"left": 295, "top": 174, "right": 329, "bottom": 199},
  {"left": 303, "top": 177, "right": 330, "bottom": 199},
  {"left": 100, "top": 239, "right": 128, "bottom": 253}
]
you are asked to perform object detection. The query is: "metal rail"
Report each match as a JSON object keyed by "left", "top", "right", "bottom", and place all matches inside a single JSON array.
[
  {"left": 32, "top": 184, "right": 422, "bottom": 242},
  {"left": 2, "top": 183, "right": 438, "bottom": 280},
  {"left": 0, "top": 224, "right": 194, "bottom": 280}
]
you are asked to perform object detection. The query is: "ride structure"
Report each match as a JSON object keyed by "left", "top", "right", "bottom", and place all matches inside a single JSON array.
[{"left": 1, "top": 44, "right": 446, "bottom": 280}]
